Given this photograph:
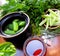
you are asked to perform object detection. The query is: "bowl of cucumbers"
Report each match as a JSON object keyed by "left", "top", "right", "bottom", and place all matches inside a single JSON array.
[{"left": 0, "top": 12, "right": 30, "bottom": 38}]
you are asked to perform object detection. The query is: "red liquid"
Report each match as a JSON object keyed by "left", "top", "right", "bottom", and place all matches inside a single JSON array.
[{"left": 33, "top": 49, "right": 42, "bottom": 56}]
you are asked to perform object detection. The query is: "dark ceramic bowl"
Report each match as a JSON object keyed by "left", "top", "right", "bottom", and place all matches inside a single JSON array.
[{"left": 0, "top": 12, "right": 30, "bottom": 38}]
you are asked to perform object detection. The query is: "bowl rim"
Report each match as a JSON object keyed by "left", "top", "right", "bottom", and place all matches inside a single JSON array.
[{"left": 0, "top": 11, "right": 30, "bottom": 38}]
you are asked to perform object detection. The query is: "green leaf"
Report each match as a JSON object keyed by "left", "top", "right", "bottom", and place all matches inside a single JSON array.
[{"left": 1, "top": 0, "right": 60, "bottom": 35}]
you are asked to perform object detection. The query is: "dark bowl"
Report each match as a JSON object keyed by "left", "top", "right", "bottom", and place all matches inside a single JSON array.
[{"left": 0, "top": 12, "right": 30, "bottom": 38}]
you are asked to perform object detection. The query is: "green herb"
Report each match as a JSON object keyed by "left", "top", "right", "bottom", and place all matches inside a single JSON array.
[
  {"left": 0, "top": 42, "right": 16, "bottom": 56},
  {"left": 1, "top": 0, "right": 60, "bottom": 35}
]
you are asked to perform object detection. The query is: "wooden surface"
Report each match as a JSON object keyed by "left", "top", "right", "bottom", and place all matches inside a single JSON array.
[
  {"left": 0, "top": 35, "right": 60, "bottom": 56},
  {"left": 45, "top": 35, "right": 60, "bottom": 56}
]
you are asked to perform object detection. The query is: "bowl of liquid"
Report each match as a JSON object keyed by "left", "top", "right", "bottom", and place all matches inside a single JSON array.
[{"left": 23, "top": 36, "right": 46, "bottom": 56}]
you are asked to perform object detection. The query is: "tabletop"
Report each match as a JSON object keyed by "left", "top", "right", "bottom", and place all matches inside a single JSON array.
[{"left": 0, "top": 35, "right": 60, "bottom": 56}]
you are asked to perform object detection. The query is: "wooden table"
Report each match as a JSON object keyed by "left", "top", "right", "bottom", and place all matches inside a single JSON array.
[
  {"left": 0, "top": 35, "right": 60, "bottom": 56},
  {"left": 45, "top": 35, "right": 60, "bottom": 56}
]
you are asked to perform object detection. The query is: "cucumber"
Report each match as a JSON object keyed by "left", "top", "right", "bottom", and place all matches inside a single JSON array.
[
  {"left": 19, "top": 21, "right": 26, "bottom": 27},
  {"left": 14, "top": 19, "right": 19, "bottom": 22},
  {"left": 13, "top": 20, "right": 19, "bottom": 31},
  {"left": 17, "top": 27, "right": 24, "bottom": 33},
  {"left": 8, "top": 24, "right": 13, "bottom": 30},
  {"left": 4, "top": 29, "right": 15, "bottom": 35}
]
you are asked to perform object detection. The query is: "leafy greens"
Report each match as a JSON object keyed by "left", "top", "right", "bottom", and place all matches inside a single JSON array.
[
  {"left": 0, "top": 42, "right": 16, "bottom": 56},
  {"left": 0, "top": 0, "right": 60, "bottom": 35}
]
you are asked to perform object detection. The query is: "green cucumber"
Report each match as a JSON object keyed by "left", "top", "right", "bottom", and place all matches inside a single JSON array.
[
  {"left": 13, "top": 20, "right": 19, "bottom": 31},
  {"left": 8, "top": 24, "right": 13, "bottom": 30},
  {"left": 4, "top": 29, "right": 15, "bottom": 35},
  {"left": 14, "top": 19, "right": 19, "bottom": 22},
  {"left": 17, "top": 27, "right": 24, "bottom": 33},
  {"left": 19, "top": 21, "right": 26, "bottom": 27}
]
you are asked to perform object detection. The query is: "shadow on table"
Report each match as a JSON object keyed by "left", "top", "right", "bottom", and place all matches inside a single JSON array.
[{"left": 4, "top": 28, "right": 32, "bottom": 49}]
